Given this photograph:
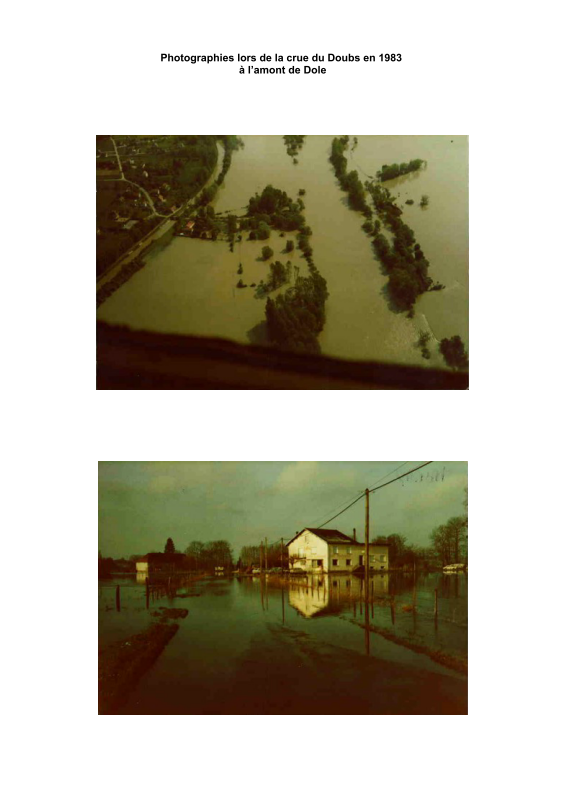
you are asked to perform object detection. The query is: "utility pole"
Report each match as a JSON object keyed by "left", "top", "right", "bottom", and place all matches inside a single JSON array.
[
  {"left": 265, "top": 538, "right": 268, "bottom": 572},
  {"left": 365, "top": 488, "right": 370, "bottom": 593},
  {"left": 281, "top": 538, "right": 284, "bottom": 572}
]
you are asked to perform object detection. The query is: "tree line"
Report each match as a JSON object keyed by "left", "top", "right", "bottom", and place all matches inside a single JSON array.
[
  {"left": 377, "top": 159, "right": 424, "bottom": 182},
  {"left": 374, "top": 487, "right": 468, "bottom": 569}
]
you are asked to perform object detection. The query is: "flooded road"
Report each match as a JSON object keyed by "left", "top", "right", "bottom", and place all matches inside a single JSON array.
[
  {"left": 97, "top": 136, "right": 468, "bottom": 367},
  {"left": 99, "top": 572, "right": 467, "bottom": 714}
]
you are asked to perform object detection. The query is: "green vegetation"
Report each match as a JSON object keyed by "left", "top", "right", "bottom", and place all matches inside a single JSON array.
[
  {"left": 265, "top": 267, "right": 328, "bottom": 353},
  {"left": 328, "top": 140, "right": 442, "bottom": 313},
  {"left": 184, "top": 540, "right": 234, "bottom": 571},
  {"left": 164, "top": 537, "right": 176, "bottom": 554},
  {"left": 329, "top": 137, "right": 371, "bottom": 216},
  {"left": 420, "top": 194, "right": 429, "bottom": 207},
  {"left": 97, "top": 136, "right": 243, "bottom": 278},
  {"left": 439, "top": 336, "right": 468, "bottom": 370},
  {"left": 247, "top": 185, "right": 305, "bottom": 231},
  {"left": 283, "top": 136, "right": 305, "bottom": 158},
  {"left": 378, "top": 159, "right": 424, "bottom": 182},
  {"left": 368, "top": 184, "right": 437, "bottom": 310},
  {"left": 417, "top": 330, "right": 432, "bottom": 359},
  {"left": 262, "top": 246, "right": 274, "bottom": 261},
  {"left": 285, "top": 239, "right": 294, "bottom": 253},
  {"left": 255, "top": 261, "right": 292, "bottom": 297}
]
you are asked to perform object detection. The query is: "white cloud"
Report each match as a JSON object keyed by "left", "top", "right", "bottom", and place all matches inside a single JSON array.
[{"left": 274, "top": 462, "right": 320, "bottom": 491}]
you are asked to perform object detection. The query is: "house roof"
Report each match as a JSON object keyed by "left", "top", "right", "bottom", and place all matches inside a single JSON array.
[
  {"left": 286, "top": 528, "right": 390, "bottom": 548},
  {"left": 286, "top": 528, "right": 356, "bottom": 547}
]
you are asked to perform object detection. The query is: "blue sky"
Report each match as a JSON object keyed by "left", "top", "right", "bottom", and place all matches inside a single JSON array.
[{"left": 98, "top": 461, "right": 468, "bottom": 558}]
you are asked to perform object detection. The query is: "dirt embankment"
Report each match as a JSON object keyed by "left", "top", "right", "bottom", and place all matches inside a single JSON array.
[{"left": 99, "top": 608, "right": 189, "bottom": 714}]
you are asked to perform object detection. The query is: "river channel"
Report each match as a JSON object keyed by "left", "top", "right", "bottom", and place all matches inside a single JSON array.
[{"left": 97, "top": 136, "right": 468, "bottom": 367}]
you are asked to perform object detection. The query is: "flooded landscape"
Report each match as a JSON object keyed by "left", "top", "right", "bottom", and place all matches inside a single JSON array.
[
  {"left": 97, "top": 136, "right": 468, "bottom": 370},
  {"left": 98, "top": 461, "right": 468, "bottom": 715},
  {"left": 99, "top": 572, "right": 467, "bottom": 715}
]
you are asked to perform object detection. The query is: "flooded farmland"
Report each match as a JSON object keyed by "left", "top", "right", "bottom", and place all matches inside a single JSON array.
[
  {"left": 97, "top": 136, "right": 468, "bottom": 368},
  {"left": 99, "top": 572, "right": 467, "bottom": 715}
]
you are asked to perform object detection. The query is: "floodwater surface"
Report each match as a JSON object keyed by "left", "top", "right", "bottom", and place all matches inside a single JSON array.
[
  {"left": 97, "top": 136, "right": 468, "bottom": 368},
  {"left": 99, "top": 573, "right": 467, "bottom": 714}
]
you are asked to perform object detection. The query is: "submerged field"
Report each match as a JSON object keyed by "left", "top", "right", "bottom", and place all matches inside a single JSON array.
[
  {"left": 97, "top": 135, "right": 468, "bottom": 369},
  {"left": 98, "top": 572, "right": 467, "bottom": 715}
]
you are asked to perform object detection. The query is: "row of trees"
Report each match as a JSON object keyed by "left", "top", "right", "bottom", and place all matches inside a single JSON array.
[
  {"left": 329, "top": 137, "right": 372, "bottom": 215},
  {"left": 378, "top": 159, "right": 424, "bottom": 182},
  {"left": 368, "top": 183, "right": 436, "bottom": 310},
  {"left": 374, "top": 487, "right": 468, "bottom": 568},
  {"left": 183, "top": 540, "right": 234, "bottom": 571}
]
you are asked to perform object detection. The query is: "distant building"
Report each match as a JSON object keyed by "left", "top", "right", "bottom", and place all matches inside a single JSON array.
[
  {"left": 135, "top": 553, "right": 185, "bottom": 574},
  {"left": 286, "top": 528, "right": 389, "bottom": 573}
]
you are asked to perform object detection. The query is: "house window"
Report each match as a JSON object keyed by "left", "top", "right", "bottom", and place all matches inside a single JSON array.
[
  {"left": 298, "top": 548, "right": 304, "bottom": 558},
  {"left": 346, "top": 559, "right": 351, "bottom": 566},
  {"left": 379, "top": 554, "right": 386, "bottom": 562},
  {"left": 371, "top": 555, "right": 376, "bottom": 563},
  {"left": 333, "top": 547, "right": 339, "bottom": 554},
  {"left": 332, "top": 559, "right": 339, "bottom": 566},
  {"left": 347, "top": 547, "right": 352, "bottom": 554}
]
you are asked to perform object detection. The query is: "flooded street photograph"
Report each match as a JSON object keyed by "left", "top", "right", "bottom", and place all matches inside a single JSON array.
[{"left": 99, "top": 461, "right": 468, "bottom": 714}]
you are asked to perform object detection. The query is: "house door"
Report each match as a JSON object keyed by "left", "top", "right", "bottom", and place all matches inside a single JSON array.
[{"left": 359, "top": 555, "right": 364, "bottom": 566}]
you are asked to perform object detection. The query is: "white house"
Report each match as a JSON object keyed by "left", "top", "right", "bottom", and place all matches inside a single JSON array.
[{"left": 286, "top": 528, "right": 389, "bottom": 573}]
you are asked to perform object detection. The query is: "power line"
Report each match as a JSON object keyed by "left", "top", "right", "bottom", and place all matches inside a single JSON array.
[
  {"left": 312, "top": 462, "right": 410, "bottom": 529},
  {"left": 314, "top": 461, "right": 433, "bottom": 529},
  {"left": 368, "top": 461, "right": 433, "bottom": 494}
]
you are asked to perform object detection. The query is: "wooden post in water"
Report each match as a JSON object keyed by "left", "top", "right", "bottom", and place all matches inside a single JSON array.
[
  {"left": 145, "top": 576, "right": 149, "bottom": 608},
  {"left": 115, "top": 584, "right": 121, "bottom": 612},
  {"left": 280, "top": 538, "right": 284, "bottom": 573}
]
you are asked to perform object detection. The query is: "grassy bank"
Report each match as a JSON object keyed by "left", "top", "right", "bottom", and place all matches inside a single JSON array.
[{"left": 347, "top": 616, "right": 467, "bottom": 675}]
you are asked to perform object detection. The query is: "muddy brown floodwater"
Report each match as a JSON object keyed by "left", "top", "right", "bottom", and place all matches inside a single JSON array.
[
  {"left": 99, "top": 573, "right": 467, "bottom": 714},
  {"left": 97, "top": 136, "right": 468, "bottom": 368}
]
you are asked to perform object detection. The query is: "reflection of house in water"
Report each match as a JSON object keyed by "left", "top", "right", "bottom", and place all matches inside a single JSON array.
[
  {"left": 288, "top": 573, "right": 390, "bottom": 618},
  {"left": 287, "top": 529, "right": 389, "bottom": 573},
  {"left": 288, "top": 577, "right": 332, "bottom": 618}
]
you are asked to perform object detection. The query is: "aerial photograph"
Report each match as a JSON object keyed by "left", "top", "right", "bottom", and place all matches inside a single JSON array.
[
  {"left": 96, "top": 136, "right": 468, "bottom": 389},
  {"left": 99, "top": 461, "right": 468, "bottom": 715}
]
